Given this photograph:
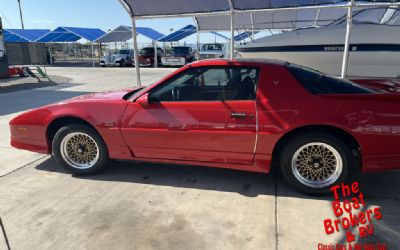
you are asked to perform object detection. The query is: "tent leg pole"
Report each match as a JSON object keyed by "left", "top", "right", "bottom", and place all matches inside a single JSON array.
[
  {"left": 99, "top": 43, "right": 102, "bottom": 62},
  {"left": 130, "top": 16, "right": 141, "bottom": 87},
  {"left": 250, "top": 13, "right": 255, "bottom": 40},
  {"left": 230, "top": 11, "right": 234, "bottom": 59},
  {"left": 196, "top": 29, "right": 200, "bottom": 60},
  {"left": 48, "top": 44, "right": 53, "bottom": 65},
  {"left": 91, "top": 43, "right": 95, "bottom": 67},
  {"left": 341, "top": 1, "right": 353, "bottom": 79},
  {"left": 153, "top": 41, "right": 158, "bottom": 68},
  {"left": 63, "top": 43, "right": 66, "bottom": 62},
  {"left": 75, "top": 43, "right": 77, "bottom": 62}
]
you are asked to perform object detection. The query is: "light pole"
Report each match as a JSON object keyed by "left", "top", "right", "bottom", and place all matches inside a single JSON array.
[{"left": 17, "top": 0, "right": 24, "bottom": 29}]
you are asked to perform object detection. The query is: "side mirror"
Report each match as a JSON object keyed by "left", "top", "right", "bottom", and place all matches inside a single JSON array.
[{"left": 136, "top": 93, "right": 150, "bottom": 107}]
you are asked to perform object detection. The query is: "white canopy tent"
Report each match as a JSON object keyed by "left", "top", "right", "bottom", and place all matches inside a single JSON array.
[{"left": 118, "top": 0, "right": 400, "bottom": 86}]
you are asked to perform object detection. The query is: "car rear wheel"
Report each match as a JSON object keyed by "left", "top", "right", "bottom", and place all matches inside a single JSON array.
[
  {"left": 280, "top": 132, "right": 353, "bottom": 195},
  {"left": 52, "top": 124, "right": 109, "bottom": 175},
  {"left": 119, "top": 59, "right": 125, "bottom": 67}
]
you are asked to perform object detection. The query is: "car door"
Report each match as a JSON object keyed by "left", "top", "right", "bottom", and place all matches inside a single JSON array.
[{"left": 121, "top": 66, "right": 260, "bottom": 165}]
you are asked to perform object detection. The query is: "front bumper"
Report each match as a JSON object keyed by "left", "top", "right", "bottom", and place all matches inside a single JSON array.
[
  {"left": 100, "top": 61, "right": 130, "bottom": 67},
  {"left": 10, "top": 124, "right": 49, "bottom": 154},
  {"left": 161, "top": 57, "right": 186, "bottom": 66},
  {"left": 199, "top": 54, "right": 222, "bottom": 59},
  {"left": 11, "top": 139, "right": 49, "bottom": 154}
]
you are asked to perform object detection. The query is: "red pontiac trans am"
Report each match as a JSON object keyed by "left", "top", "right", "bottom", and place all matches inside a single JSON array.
[{"left": 9, "top": 59, "right": 400, "bottom": 194}]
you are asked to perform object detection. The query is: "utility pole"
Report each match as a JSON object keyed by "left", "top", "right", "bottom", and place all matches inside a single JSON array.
[{"left": 17, "top": 0, "right": 24, "bottom": 29}]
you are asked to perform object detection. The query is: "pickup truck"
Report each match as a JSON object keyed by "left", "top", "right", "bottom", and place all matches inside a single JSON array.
[
  {"left": 198, "top": 43, "right": 227, "bottom": 60},
  {"left": 161, "top": 46, "right": 195, "bottom": 67},
  {"left": 138, "top": 47, "right": 164, "bottom": 66}
]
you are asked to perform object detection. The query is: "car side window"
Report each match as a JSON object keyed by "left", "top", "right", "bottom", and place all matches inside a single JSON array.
[{"left": 149, "top": 66, "right": 259, "bottom": 102}]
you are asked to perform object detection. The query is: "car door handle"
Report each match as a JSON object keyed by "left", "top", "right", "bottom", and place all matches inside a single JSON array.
[{"left": 231, "top": 112, "right": 247, "bottom": 119}]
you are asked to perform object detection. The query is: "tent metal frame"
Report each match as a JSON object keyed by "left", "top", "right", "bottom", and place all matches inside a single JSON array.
[
  {"left": 95, "top": 25, "right": 164, "bottom": 69},
  {"left": 35, "top": 27, "right": 105, "bottom": 68},
  {"left": 118, "top": 0, "right": 400, "bottom": 86}
]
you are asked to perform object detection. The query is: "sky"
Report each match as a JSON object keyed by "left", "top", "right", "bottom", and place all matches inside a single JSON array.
[{"left": 1, "top": 0, "right": 245, "bottom": 44}]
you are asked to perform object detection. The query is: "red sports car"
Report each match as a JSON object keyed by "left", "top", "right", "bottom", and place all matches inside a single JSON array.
[{"left": 9, "top": 59, "right": 400, "bottom": 194}]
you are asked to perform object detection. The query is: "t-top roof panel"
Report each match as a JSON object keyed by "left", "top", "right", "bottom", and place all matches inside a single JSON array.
[
  {"left": 95, "top": 25, "right": 164, "bottom": 43},
  {"left": 36, "top": 27, "right": 106, "bottom": 42},
  {"left": 4, "top": 29, "right": 51, "bottom": 42},
  {"left": 158, "top": 24, "right": 196, "bottom": 42}
]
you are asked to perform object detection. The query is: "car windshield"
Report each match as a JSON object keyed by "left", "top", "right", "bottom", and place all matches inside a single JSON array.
[
  {"left": 328, "top": 8, "right": 393, "bottom": 27},
  {"left": 172, "top": 47, "right": 189, "bottom": 54},
  {"left": 286, "top": 63, "right": 376, "bottom": 94},
  {"left": 118, "top": 50, "right": 130, "bottom": 54},
  {"left": 202, "top": 44, "right": 223, "bottom": 51},
  {"left": 139, "top": 48, "right": 153, "bottom": 55}
]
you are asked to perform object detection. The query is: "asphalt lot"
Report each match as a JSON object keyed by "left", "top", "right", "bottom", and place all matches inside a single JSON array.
[{"left": 0, "top": 67, "right": 399, "bottom": 250}]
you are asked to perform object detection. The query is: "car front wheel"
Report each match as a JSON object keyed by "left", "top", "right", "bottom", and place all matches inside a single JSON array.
[
  {"left": 52, "top": 124, "right": 109, "bottom": 175},
  {"left": 280, "top": 132, "right": 353, "bottom": 195}
]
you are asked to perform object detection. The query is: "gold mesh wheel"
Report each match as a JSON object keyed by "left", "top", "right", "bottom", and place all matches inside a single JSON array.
[
  {"left": 60, "top": 132, "right": 100, "bottom": 169},
  {"left": 291, "top": 142, "right": 343, "bottom": 188}
]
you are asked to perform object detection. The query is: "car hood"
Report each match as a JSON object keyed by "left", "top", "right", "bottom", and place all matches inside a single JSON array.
[
  {"left": 59, "top": 88, "right": 135, "bottom": 104},
  {"left": 166, "top": 53, "right": 189, "bottom": 57},
  {"left": 112, "top": 54, "right": 126, "bottom": 59}
]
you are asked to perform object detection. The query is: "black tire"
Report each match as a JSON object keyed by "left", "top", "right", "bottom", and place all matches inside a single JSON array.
[
  {"left": 280, "top": 132, "right": 354, "bottom": 195},
  {"left": 119, "top": 59, "right": 125, "bottom": 67},
  {"left": 52, "top": 124, "right": 109, "bottom": 175}
]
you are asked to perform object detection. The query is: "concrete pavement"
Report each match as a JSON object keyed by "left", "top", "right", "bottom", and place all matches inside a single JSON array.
[{"left": 0, "top": 67, "right": 399, "bottom": 250}]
